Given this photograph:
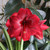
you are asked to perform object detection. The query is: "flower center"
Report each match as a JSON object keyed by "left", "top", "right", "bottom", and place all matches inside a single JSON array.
[{"left": 20, "top": 18, "right": 32, "bottom": 27}]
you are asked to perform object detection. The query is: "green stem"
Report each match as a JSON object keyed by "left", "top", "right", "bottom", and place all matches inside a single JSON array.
[
  {"left": 17, "top": 41, "right": 21, "bottom": 50},
  {"left": 21, "top": 39, "right": 24, "bottom": 50},
  {"left": 35, "top": 41, "right": 38, "bottom": 50},
  {"left": 0, "top": 42, "right": 6, "bottom": 50},
  {"left": 3, "top": 28, "right": 14, "bottom": 50},
  {"left": 15, "top": 40, "right": 17, "bottom": 50}
]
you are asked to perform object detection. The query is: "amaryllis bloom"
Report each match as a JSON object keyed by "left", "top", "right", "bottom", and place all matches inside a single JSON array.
[{"left": 6, "top": 8, "right": 49, "bottom": 41}]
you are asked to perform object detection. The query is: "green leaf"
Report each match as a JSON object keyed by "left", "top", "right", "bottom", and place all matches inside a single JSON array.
[
  {"left": 15, "top": 40, "right": 18, "bottom": 50},
  {"left": 3, "top": 28, "right": 14, "bottom": 50},
  {"left": 47, "top": 27, "right": 50, "bottom": 39},
  {"left": 17, "top": 41, "right": 21, "bottom": 50},
  {"left": 35, "top": 0, "right": 41, "bottom": 5},
  {"left": 47, "top": 27, "right": 50, "bottom": 33},
  {"left": 34, "top": 37, "right": 46, "bottom": 48},
  {"left": 40, "top": 42, "right": 50, "bottom": 50},
  {"left": 35, "top": 41, "right": 38, "bottom": 50},
  {"left": 39, "top": 43, "right": 48, "bottom": 50},
  {"left": 43, "top": 31, "right": 48, "bottom": 36},
  {"left": 44, "top": 0, "right": 50, "bottom": 2},
  {"left": 28, "top": 0, "right": 30, "bottom": 1},
  {"left": 4, "top": 0, "right": 24, "bottom": 16},
  {"left": 0, "top": 26, "right": 2, "bottom": 29},
  {"left": 21, "top": 39, "right": 24, "bottom": 50},
  {"left": 0, "top": 42, "right": 6, "bottom": 50},
  {"left": 29, "top": 8, "right": 43, "bottom": 20}
]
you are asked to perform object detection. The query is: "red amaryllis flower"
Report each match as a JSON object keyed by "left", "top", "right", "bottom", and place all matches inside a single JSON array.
[{"left": 6, "top": 8, "right": 49, "bottom": 41}]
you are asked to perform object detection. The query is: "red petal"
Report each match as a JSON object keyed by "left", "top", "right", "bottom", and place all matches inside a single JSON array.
[
  {"left": 10, "top": 12, "right": 21, "bottom": 29},
  {"left": 25, "top": 8, "right": 32, "bottom": 20},
  {"left": 10, "top": 8, "right": 26, "bottom": 29},
  {"left": 30, "top": 28, "right": 38, "bottom": 35},
  {"left": 16, "top": 36, "right": 21, "bottom": 41},
  {"left": 41, "top": 24, "right": 49, "bottom": 30},
  {"left": 34, "top": 32, "right": 43, "bottom": 40},
  {"left": 21, "top": 27, "right": 31, "bottom": 41},
  {"left": 31, "top": 25, "right": 43, "bottom": 39},
  {"left": 10, "top": 12, "right": 18, "bottom": 19},
  {"left": 34, "top": 28, "right": 43, "bottom": 40},
  {"left": 14, "top": 27, "right": 22, "bottom": 37},
  {"left": 17, "top": 8, "right": 26, "bottom": 20},
  {"left": 31, "top": 26, "right": 42, "bottom": 35},
  {"left": 39, "top": 19, "right": 47, "bottom": 25},
  {"left": 10, "top": 12, "right": 18, "bottom": 23},
  {"left": 29, "top": 14, "right": 40, "bottom": 27},
  {"left": 10, "top": 19, "right": 21, "bottom": 29},
  {"left": 7, "top": 27, "right": 22, "bottom": 38},
  {"left": 26, "top": 8, "right": 32, "bottom": 15},
  {"left": 11, "top": 12, "right": 18, "bottom": 16},
  {"left": 7, "top": 28, "right": 14, "bottom": 38},
  {"left": 6, "top": 19, "right": 10, "bottom": 27},
  {"left": 32, "top": 14, "right": 40, "bottom": 21}
]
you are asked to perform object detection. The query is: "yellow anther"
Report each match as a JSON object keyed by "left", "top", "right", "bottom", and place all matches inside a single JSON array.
[{"left": 23, "top": 31, "right": 26, "bottom": 33}]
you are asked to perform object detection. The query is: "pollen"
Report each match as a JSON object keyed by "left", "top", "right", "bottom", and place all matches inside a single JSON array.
[{"left": 23, "top": 31, "right": 26, "bottom": 33}]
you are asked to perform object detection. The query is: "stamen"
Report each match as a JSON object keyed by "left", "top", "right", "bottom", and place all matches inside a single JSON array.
[{"left": 23, "top": 31, "right": 26, "bottom": 33}]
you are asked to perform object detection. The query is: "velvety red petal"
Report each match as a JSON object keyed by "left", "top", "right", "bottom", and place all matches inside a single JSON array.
[
  {"left": 14, "top": 27, "right": 22, "bottom": 37},
  {"left": 26, "top": 8, "right": 32, "bottom": 15},
  {"left": 21, "top": 27, "right": 31, "bottom": 41},
  {"left": 10, "top": 19, "right": 21, "bottom": 29},
  {"left": 10, "top": 12, "right": 21, "bottom": 29},
  {"left": 10, "top": 8, "right": 26, "bottom": 29},
  {"left": 11, "top": 12, "right": 18, "bottom": 16},
  {"left": 34, "top": 32, "right": 43, "bottom": 40},
  {"left": 39, "top": 19, "right": 47, "bottom": 25},
  {"left": 10, "top": 12, "right": 18, "bottom": 25},
  {"left": 7, "top": 27, "right": 22, "bottom": 38},
  {"left": 22, "top": 32, "right": 31, "bottom": 41},
  {"left": 31, "top": 25, "right": 43, "bottom": 39},
  {"left": 7, "top": 28, "right": 14, "bottom": 38},
  {"left": 29, "top": 14, "right": 40, "bottom": 27},
  {"left": 16, "top": 36, "right": 21, "bottom": 41},
  {"left": 41, "top": 24, "right": 49, "bottom": 30},
  {"left": 10, "top": 12, "right": 18, "bottom": 20},
  {"left": 30, "top": 28, "right": 38, "bottom": 35},
  {"left": 32, "top": 14, "right": 40, "bottom": 21},
  {"left": 17, "top": 8, "right": 26, "bottom": 20},
  {"left": 6, "top": 19, "right": 10, "bottom": 27},
  {"left": 25, "top": 8, "right": 32, "bottom": 20}
]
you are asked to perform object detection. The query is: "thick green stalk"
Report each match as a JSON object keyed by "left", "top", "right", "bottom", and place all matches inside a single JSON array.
[
  {"left": 21, "top": 39, "right": 24, "bottom": 50},
  {"left": 35, "top": 41, "right": 38, "bottom": 50},
  {"left": 17, "top": 41, "right": 21, "bottom": 50},
  {"left": 3, "top": 28, "right": 14, "bottom": 50},
  {"left": 15, "top": 40, "right": 17, "bottom": 50},
  {"left": 0, "top": 42, "right": 6, "bottom": 50}
]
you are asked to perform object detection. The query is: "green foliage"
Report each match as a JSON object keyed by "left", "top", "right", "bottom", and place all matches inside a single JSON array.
[
  {"left": 27, "top": 0, "right": 30, "bottom": 1},
  {"left": 39, "top": 43, "right": 48, "bottom": 50},
  {"left": 44, "top": 0, "right": 50, "bottom": 2},
  {"left": 35, "top": 0, "right": 41, "bottom": 5},
  {"left": 3, "top": 28, "right": 14, "bottom": 50},
  {"left": 29, "top": 8, "right": 43, "bottom": 20},
  {"left": 35, "top": 41, "right": 38, "bottom": 50},
  {"left": 0, "top": 42, "right": 6, "bottom": 50},
  {"left": 4, "top": 0, "right": 24, "bottom": 16}
]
